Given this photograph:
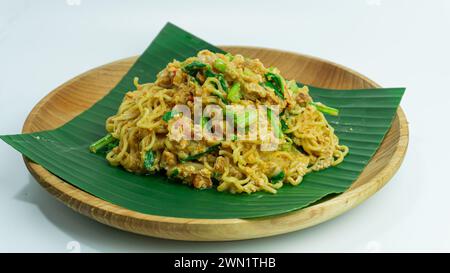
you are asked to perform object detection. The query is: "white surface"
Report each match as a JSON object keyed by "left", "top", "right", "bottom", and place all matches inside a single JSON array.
[{"left": 0, "top": 0, "right": 449, "bottom": 253}]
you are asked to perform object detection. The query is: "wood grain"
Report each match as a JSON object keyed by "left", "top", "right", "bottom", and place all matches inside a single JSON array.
[{"left": 22, "top": 47, "right": 409, "bottom": 241}]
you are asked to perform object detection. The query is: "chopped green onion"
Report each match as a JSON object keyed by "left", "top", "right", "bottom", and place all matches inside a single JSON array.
[
  {"left": 89, "top": 134, "right": 117, "bottom": 153},
  {"left": 270, "top": 171, "right": 285, "bottom": 183},
  {"left": 181, "top": 144, "right": 221, "bottom": 162},
  {"left": 309, "top": 102, "right": 339, "bottom": 116},
  {"left": 143, "top": 150, "right": 155, "bottom": 171},
  {"left": 228, "top": 82, "right": 241, "bottom": 103},
  {"left": 213, "top": 59, "right": 227, "bottom": 73}
]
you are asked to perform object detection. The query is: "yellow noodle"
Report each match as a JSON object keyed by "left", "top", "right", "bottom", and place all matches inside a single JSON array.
[{"left": 102, "top": 50, "right": 348, "bottom": 194}]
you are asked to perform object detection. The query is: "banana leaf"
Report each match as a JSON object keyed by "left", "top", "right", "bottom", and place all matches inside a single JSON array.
[{"left": 0, "top": 23, "right": 405, "bottom": 219}]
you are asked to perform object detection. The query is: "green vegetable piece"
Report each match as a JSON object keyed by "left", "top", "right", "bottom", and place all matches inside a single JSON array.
[
  {"left": 265, "top": 72, "right": 285, "bottom": 99},
  {"left": 225, "top": 53, "right": 234, "bottom": 61},
  {"left": 280, "top": 142, "right": 292, "bottom": 151},
  {"left": 287, "top": 80, "right": 299, "bottom": 93},
  {"left": 280, "top": 119, "right": 289, "bottom": 132},
  {"left": 264, "top": 81, "right": 285, "bottom": 99},
  {"left": 205, "top": 69, "right": 228, "bottom": 91},
  {"left": 267, "top": 108, "right": 283, "bottom": 138},
  {"left": 144, "top": 150, "right": 155, "bottom": 171},
  {"left": 204, "top": 69, "right": 215, "bottom": 79},
  {"left": 89, "top": 134, "right": 116, "bottom": 153},
  {"left": 201, "top": 116, "right": 209, "bottom": 128},
  {"left": 213, "top": 58, "right": 227, "bottom": 73},
  {"left": 181, "top": 144, "right": 221, "bottom": 162},
  {"left": 204, "top": 70, "right": 228, "bottom": 103},
  {"left": 309, "top": 102, "right": 339, "bottom": 116},
  {"left": 228, "top": 82, "right": 241, "bottom": 103},
  {"left": 169, "top": 168, "right": 180, "bottom": 178},
  {"left": 105, "top": 139, "right": 119, "bottom": 151},
  {"left": 211, "top": 89, "right": 228, "bottom": 104},
  {"left": 162, "top": 110, "right": 180, "bottom": 122},
  {"left": 235, "top": 109, "right": 258, "bottom": 129},
  {"left": 211, "top": 172, "right": 221, "bottom": 185},
  {"left": 270, "top": 171, "right": 285, "bottom": 183},
  {"left": 201, "top": 116, "right": 213, "bottom": 132},
  {"left": 182, "top": 61, "right": 208, "bottom": 77},
  {"left": 217, "top": 74, "right": 228, "bottom": 92},
  {"left": 235, "top": 113, "right": 245, "bottom": 128}
]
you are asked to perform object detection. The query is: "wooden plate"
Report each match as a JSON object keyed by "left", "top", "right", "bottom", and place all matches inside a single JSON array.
[{"left": 22, "top": 47, "right": 409, "bottom": 241}]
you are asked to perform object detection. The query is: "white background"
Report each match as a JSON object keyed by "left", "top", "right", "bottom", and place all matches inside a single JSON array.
[{"left": 0, "top": 0, "right": 449, "bottom": 252}]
